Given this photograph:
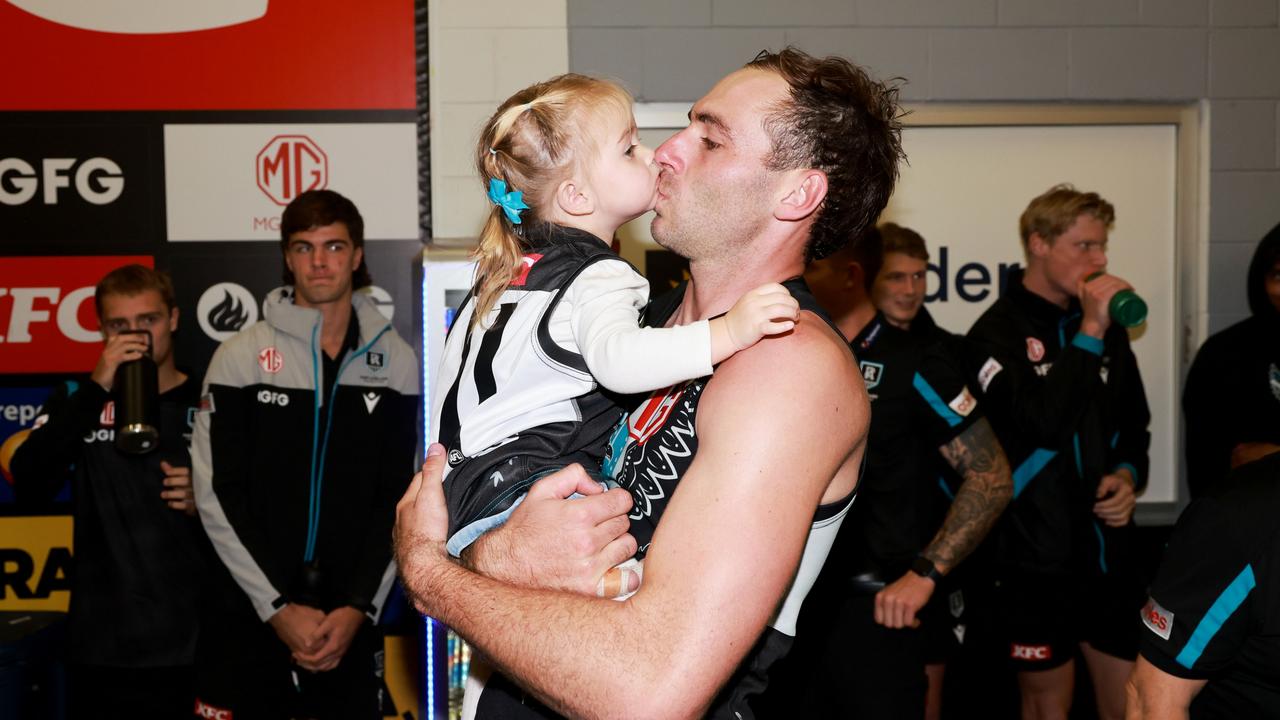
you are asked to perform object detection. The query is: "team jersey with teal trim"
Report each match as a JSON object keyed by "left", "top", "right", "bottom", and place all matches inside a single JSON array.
[
  {"left": 967, "top": 268, "right": 1150, "bottom": 577},
  {"left": 1138, "top": 452, "right": 1280, "bottom": 717},
  {"left": 832, "top": 311, "right": 982, "bottom": 579}
]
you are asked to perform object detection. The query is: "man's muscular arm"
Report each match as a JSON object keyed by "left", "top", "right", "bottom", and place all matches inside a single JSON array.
[
  {"left": 925, "top": 418, "right": 1012, "bottom": 573},
  {"left": 875, "top": 418, "right": 1012, "bottom": 628},
  {"left": 397, "top": 320, "right": 865, "bottom": 719}
]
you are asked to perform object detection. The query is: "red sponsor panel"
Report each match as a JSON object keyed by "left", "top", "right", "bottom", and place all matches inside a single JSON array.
[
  {"left": 0, "top": 1, "right": 413, "bottom": 110},
  {"left": 0, "top": 256, "right": 153, "bottom": 373}
]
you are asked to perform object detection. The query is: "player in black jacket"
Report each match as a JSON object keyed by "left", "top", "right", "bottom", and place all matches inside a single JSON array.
[
  {"left": 10, "top": 264, "right": 208, "bottom": 719},
  {"left": 778, "top": 224, "right": 1012, "bottom": 720},
  {"left": 1182, "top": 221, "right": 1280, "bottom": 497},
  {"left": 968, "top": 185, "right": 1151, "bottom": 720},
  {"left": 1127, "top": 451, "right": 1280, "bottom": 718}
]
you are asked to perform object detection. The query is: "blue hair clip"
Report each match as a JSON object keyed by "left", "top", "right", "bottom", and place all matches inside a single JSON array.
[{"left": 487, "top": 178, "right": 530, "bottom": 225}]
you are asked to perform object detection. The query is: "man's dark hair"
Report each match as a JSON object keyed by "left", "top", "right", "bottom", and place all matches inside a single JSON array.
[
  {"left": 279, "top": 189, "right": 373, "bottom": 289},
  {"left": 1247, "top": 220, "right": 1280, "bottom": 317},
  {"left": 879, "top": 222, "right": 929, "bottom": 262},
  {"left": 94, "top": 264, "right": 176, "bottom": 319},
  {"left": 847, "top": 226, "right": 884, "bottom": 293},
  {"left": 746, "top": 47, "right": 905, "bottom": 262}
]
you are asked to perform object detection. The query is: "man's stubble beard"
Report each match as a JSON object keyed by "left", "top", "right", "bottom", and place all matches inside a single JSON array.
[{"left": 651, "top": 174, "right": 771, "bottom": 264}]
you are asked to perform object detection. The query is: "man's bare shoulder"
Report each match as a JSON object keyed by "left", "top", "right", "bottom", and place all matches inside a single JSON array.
[
  {"left": 714, "top": 308, "right": 857, "bottom": 389},
  {"left": 703, "top": 308, "right": 865, "bottom": 430}
]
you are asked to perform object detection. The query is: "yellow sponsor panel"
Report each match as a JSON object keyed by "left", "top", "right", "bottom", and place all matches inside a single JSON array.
[
  {"left": 385, "top": 633, "right": 422, "bottom": 717},
  {"left": 0, "top": 515, "right": 73, "bottom": 612}
]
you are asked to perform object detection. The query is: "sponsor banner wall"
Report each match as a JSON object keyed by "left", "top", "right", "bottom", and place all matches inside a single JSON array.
[
  {"left": 0, "top": 1, "right": 414, "bottom": 111},
  {"left": 164, "top": 123, "right": 419, "bottom": 242},
  {"left": 0, "top": 123, "right": 160, "bottom": 248},
  {"left": 0, "top": 2, "right": 425, "bottom": 708},
  {"left": 0, "top": 515, "right": 72, "bottom": 611},
  {"left": 168, "top": 240, "right": 422, "bottom": 376},
  {"left": 0, "top": 256, "right": 153, "bottom": 374},
  {"left": 0, "top": 385, "right": 56, "bottom": 505}
]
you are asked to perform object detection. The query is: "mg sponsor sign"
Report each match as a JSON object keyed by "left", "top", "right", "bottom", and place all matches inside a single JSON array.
[
  {"left": 0, "top": 256, "right": 153, "bottom": 374},
  {"left": 256, "top": 135, "right": 328, "bottom": 206},
  {"left": 164, "top": 124, "right": 417, "bottom": 241}
]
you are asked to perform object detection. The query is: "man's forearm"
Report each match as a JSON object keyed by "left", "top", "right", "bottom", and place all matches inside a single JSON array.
[
  {"left": 402, "top": 549, "right": 704, "bottom": 720},
  {"left": 926, "top": 418, "right": 1013, "bottom": 573},
  {"left": 1124, "top": 659, "right": 1199, "bottom": 720}
]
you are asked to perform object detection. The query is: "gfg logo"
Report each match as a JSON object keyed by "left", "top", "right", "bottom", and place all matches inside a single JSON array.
[
  {"left": 256, "top": 135, "right": 327, "bottom": 206},
  {"left": 0, "top": 157, "right": 124, "bottom": 206},
  {"left": 256, "top": 389, "right": 289, "bottom": 407}
]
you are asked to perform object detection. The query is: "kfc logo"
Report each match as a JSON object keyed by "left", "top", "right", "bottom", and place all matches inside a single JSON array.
[
  {"left": 0, "top": 157, "right": 124, "bottom": 206},
  {"left": 256, "top": 135, "right": 327, "bottom": 206},
  {"left": 1011, "top": 643, "right": 1051, "bottom": 661},
  {"left": 257, "top": 347, "right": 283, "bottom": 374},
  {"left": 0, "top": 257, "right": 152, "bottom": 374},
  {"left": 194, "top": 698, "right": 234, "bottom": 719},
  {"left": 1026, "top": 337, "right": 1046, "bottom": 362},
  {"left": 197, "top": 282, "right": 259, "bottom": 342}
]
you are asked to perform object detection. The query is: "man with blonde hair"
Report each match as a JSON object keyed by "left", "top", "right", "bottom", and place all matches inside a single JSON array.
[{"left": 967, "top": 184, "right": 1151, "bottom": 720}]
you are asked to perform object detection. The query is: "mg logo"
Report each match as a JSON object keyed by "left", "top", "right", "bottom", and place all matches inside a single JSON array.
[{"left": 256, "top": 135, "right": 327, "bottom": 206}]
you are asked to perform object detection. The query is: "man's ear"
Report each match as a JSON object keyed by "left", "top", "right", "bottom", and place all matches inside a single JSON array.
[
  {"left": 554, "top": 178, "right": 594, "bottom": 218},
  {"left": 169, "top": 306, "right": 180, "bottom": 333},
  {"left": 846, "top": 261, "right": 866, "bottom": 291},
  {"left": 1027, "top": 232, "right": 1052, "bottom": 259},
  {"left": 775, "top": 170, "right": 828, "bottom": 221}
]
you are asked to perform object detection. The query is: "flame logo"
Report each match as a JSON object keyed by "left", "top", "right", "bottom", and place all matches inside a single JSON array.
[
  {"left": 197, "top": 282, "right": 259, "bottom": 342},
  {"left": 208, "top": 290, "right": 249, "bottom": 333}
]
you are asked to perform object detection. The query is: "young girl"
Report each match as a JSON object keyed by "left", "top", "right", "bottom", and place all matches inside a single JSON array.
[{"left": 432, "top": 73, "right": 798, "bottom": 588}]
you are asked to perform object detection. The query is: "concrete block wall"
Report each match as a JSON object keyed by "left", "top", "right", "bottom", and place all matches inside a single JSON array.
[
  {"left": 428, "top": 0, "right": 569, "bottom": 239},
  {"left": 567, "top": 0, "right": 1280, "bottom": 333}
]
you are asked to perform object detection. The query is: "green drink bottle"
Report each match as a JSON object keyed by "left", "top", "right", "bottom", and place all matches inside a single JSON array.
[{"left": 1086, "top": 272, "right": 1147, "bottom": 328}]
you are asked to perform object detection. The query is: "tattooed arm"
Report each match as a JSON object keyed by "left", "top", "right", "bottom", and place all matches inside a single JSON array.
[{"left": 874, "top": 418, "right": 1012, "bottom": 629}]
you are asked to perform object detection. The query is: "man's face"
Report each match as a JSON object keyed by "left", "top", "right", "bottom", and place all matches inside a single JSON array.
[
  {"left": 285, "top": 222, "right": 363, "bottom": 309},
  {"left": 650, "top": 68, "right": 786, "bottom": 261},
  {"left": 1030, "top": 214, "right": 1109, "bottom": 300},
  {"left": 99, "top": 289, "right": 178, "bottom": 367},
  {"left": 872, "top": 252, "right": 928, "bottom": 328}
]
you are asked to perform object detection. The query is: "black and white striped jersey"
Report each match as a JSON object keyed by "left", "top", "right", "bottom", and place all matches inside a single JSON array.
[{"left": 433, "top": 223, "right": 712, "bottom": 542}]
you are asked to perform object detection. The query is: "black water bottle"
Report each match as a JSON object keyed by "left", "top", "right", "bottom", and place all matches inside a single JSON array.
[{"left": 114, "top": 330, "right": 160, "bottom": 454}]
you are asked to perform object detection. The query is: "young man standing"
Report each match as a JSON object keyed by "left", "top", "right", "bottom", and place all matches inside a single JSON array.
[
  {"left": 968, "top": 185, "right": 1151, "bottom": 720},
  {"left": 395, "top": 48, "right": 901, "bottom": 720},
  {"left": 786, "top": 224, "right": 1011, "bottom": 719},
  {"left": 11, "top": 264, "right": 207, "bottom": 718},
  {"left": 192, "top": 189, "right": 419, "bottom": 719}
]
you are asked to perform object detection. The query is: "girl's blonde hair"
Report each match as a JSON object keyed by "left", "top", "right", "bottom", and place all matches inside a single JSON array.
[{"left": 471, "top": 73, "right": 633, "bottom": 329}]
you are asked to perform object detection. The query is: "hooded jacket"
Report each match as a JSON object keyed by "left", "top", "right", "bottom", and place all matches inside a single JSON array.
[
  {"left": 1183, "top": 222, "right": 1280, "bottom": 497},
  {"left": 192, "top": 287, "right": 418, "bottom": 622}
]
